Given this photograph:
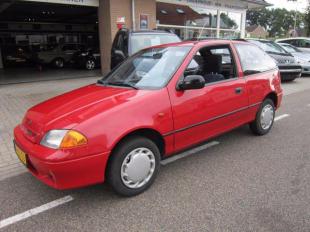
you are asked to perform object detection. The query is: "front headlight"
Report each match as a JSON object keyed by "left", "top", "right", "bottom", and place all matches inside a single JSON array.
[
  {"left": 40, "top": 130, "right": 87, "bottom": 149},
  {"left": 295, "top": 57, "right": 307, "bottom": 64}
]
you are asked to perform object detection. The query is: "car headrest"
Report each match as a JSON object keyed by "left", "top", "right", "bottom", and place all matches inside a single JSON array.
[{"left": 204, "top": 54, "right": 222, "bottom": 74}]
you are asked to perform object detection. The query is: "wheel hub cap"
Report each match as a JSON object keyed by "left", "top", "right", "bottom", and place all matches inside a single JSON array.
[
  {"left": 121, "top": 148, "right": 155, "bottom": 189},
  {"left": 86, "top": 60, "right": 95, "bottom": 69},
  {"left": 260, "top": 104, "right": 274, "bottom": 130}
]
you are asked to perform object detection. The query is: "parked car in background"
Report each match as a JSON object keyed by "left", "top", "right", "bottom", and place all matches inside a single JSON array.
[
  {"left": 276, "top": 37, "right": 310, "bottom": 52},
  {"left": 37, "top": 43, "right": 86, "bottom": 68},
  {"left": 111, "top": 29, "right": 181, "bottom": 69},
  {"left": 278, "top": 43, "right": 310, "bottom": 75},
  {"left": 2, "top": 45, "right": 33, "bottom": 67},
  {"left": 73, "top": 47, "right": 101, "bottom": 70},
  {"left": 14, "top": 40, "right": 282, "bottom": 197},
  {"left": 246, "top": 39, "right": 302, "bottom": 81}
]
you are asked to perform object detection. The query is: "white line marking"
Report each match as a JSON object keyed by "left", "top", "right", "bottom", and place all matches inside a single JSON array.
[
  {"left": 161, "top": 141, "right": 220, "bottom": 166},
  {"left": 0, "top": 195, "right": 74, "bottom": 229},
  {"left": 275, "top": 114, "right": 290, "bottom": 122}
]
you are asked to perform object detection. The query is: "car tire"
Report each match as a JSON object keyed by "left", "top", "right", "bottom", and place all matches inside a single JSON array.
[
  {"left": 85, "top": 59, "right": 95, "bottom": 70},
  {"left": 107, "top": 136, "right": 160, "bottom": 197},
  {"left": 53, "top": 58, "right": 64, "bottom": 69},
  {"left": 250, "top": 98, "right": 275, "bottom": 136}
]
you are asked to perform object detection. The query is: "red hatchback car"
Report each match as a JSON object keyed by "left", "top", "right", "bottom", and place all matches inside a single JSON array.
[{"left": 14, "top": 40, "right": 283, "bottom": 196}]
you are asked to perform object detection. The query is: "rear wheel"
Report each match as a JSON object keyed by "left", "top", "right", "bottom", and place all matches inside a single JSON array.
[
  {"left": 53, "top": 58, "right": 64, "bottom": 69},
  {"left": 85, "top": 59, "right": 96, "bottom": 70},
  {"left": 107, "top": 136, "right": 160, "bottom": 197},
  {"left": 250, "top": 98, "right": 275, "bottom": 136}
]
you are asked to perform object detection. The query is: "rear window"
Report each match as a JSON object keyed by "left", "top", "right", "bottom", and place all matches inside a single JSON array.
[
  {"left": 130, "top": 33, "right": 181, "bottom": 54},
  {"left": 235, "top": 44, "right": 277, "bottom": 75}
]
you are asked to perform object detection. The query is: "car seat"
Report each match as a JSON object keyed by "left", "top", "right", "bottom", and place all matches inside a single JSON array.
[{"left": 203, "top": 54, "right": 225, "bottom": 83}]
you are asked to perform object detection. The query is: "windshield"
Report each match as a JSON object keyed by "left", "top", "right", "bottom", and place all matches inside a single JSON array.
[
  {"left": 100, "top": 46, "right": 191, "bottom": 89},
  {"left": 281, "top": 44, "right": 301, "bottom": 53},
  {"left": 250, "top": 40, "right": 288, "bottom": 54},
  {"left": 130, "top": 34, "right": 181, "bottom": 54}
]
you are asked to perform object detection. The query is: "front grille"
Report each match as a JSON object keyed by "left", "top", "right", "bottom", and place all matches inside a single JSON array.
[{"left": 276, "top": 57, "right": 295, "bottom": 64}]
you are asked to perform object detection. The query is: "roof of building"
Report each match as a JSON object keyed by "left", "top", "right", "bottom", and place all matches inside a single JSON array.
[
  {"left": 242, "top": 0, "right": 272, "bottom": 7},
  {"left": 246, "top": 25, "right": 266, "bottom": 33}
]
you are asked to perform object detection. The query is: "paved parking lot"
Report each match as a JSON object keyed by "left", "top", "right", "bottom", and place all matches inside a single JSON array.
[{"left": 1, "top": 77, "right": 310, "bottom": 231}]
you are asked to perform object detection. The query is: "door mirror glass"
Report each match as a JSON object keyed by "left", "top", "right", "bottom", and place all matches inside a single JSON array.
[{"left": 178, "top": 75, "right": 205, "bottom": 90}]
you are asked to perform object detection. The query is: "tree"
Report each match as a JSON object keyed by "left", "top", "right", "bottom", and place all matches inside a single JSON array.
[
  {"left": 246, "top": 8, "right": 305, "bottom": 38},
  {"left": 306, "top": 4, "right": 310, "bottom": 36}
]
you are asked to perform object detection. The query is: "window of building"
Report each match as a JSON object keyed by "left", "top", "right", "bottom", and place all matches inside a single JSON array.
[{"left": 156, "top": 2, "right": 245, "bottom": 40}]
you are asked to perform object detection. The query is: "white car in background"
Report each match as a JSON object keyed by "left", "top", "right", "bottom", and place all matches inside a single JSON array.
[
  {"left": 278, "top": 43, "right": 310, "bottom": 75},
  {"left": 276, "top": 37, "right": 310, "bottom": 52}
]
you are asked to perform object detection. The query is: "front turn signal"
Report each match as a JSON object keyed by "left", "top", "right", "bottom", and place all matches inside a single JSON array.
[{"left": 60, "top": 130, "right": 88, "bottom": 149}]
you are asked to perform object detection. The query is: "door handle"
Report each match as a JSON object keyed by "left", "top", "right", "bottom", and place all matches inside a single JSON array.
[{"left": 235, "top": 87, "right": 243, "bottom": 94}]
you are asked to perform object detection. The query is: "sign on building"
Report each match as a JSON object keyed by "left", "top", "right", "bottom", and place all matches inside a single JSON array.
[{"left": 21, "top": 0, "right": 99, "bottom": 7}]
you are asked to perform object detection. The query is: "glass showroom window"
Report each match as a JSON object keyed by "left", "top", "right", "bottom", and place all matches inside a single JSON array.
[
  {"left": 219, "top": 11, "right": 242, "bottom": 38},
  {"left": 156, "top": 2, "right": 217, "bottom": 40}
]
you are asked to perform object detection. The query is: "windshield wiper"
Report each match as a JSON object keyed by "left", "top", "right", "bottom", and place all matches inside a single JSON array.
[
  {"left": 97, "top": 79, "right": 106, "bottom": 85},
  {"left": 107, "top": 82, "right": 139, "bottom": 90}
]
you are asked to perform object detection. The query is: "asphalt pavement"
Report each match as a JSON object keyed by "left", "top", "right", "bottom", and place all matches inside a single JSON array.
[{"left": 1, "top": 78, "right": 310, "bottom": 231}]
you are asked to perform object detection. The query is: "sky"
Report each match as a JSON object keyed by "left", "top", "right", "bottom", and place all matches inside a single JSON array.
[{"left": 266, "top": 0, "right": 309, "bottom": 12}]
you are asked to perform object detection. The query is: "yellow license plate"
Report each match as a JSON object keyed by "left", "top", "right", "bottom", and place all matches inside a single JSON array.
[{"left": 15, "top": 144, "right": 27, "bottom": 165}]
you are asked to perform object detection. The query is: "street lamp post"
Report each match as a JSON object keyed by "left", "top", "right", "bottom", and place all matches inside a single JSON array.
[{"left": 288, "top": 0, "right": 299, "bottom": 37}]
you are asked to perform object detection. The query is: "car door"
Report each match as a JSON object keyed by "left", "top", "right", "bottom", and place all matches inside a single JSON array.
[
  {"left": 62, "top": 44, "right": 77, "bottom": 61},
  {"left": 167, "top": 43, "right": 249, "bottom": 152}
]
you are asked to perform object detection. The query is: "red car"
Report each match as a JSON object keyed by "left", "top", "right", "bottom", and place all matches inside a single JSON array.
[{"left": 14, "top": 40, "right": 283, "bottom": 196}]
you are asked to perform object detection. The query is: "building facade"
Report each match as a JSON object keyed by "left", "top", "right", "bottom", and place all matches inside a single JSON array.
[{"left": 0, "top": 0, "right": 270, "bottom": 74}]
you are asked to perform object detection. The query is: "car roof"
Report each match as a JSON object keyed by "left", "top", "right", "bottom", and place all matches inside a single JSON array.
[
  {"left": 149, "top": 39, "right": 249, "bottom": 49},
  {"left": 244, "top": 38, "right": 273, "bottom": 42},
  {"left": 119, "top": 28, "right": 177, "bottom": 35},
  {"left": 277, "top": 37, "right": 310, "bottom": 41}
]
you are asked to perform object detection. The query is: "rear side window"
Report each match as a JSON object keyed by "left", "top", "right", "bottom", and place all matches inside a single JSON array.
[
  {"left": 235, "top": 44, "right": 277, "bottom": 75},
  {"left": 282, "top": 39, "right": 299, "bottom": 46},
  {"left": 300, "top": 39, "right": 310, "bottom": 48}
]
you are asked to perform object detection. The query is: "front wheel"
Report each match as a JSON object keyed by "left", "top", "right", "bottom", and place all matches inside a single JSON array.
[
  {"left": 250, "top": 98, "right": 275, "bottom": 136},
  {"left": 107, "top": 136, "right": 160, "bottom": 197}
]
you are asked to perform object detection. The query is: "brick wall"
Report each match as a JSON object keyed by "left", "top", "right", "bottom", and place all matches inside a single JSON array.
[{"left": 99, "top": 0, "right": 157, "bottom": 73}]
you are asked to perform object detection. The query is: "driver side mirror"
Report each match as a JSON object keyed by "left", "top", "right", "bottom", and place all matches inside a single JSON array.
[{"left": 177, "top": 75, "right": 205, "bottom": 91}]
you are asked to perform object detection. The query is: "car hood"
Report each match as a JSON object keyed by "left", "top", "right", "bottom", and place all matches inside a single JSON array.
[
  {"left": 268, "top": 53, "right": 296, "bottom": 65},
  {"left": 22, "top": 84, "right": 142, "bottom": 141},
  {"left": 292, "top": 52, "right": 310, "bottom": 61}
]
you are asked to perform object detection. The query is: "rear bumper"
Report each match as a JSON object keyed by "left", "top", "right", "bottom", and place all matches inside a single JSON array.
[{"left": 14, "top": 126, "right": 110, "bottom": 190}]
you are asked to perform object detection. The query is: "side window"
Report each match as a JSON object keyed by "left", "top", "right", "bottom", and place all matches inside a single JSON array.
[
  {"left": 210, "top": 48, "right": 232, "bottom": 64},
  {"left": 62, "top": 44, "right": 75, "bottom": 51},
  {"left": 300, "top": 39, "right": 310, "bottom": 48},
  {"left": 235, "top": 44, "right": 277, "bottom": 75},
  {"left": 112, "top": 32, "right": 121, "bottom": 50},
  {"left": 123, "top": 33, "right": 128, "bottom": 55},
  {"left": 116, "top": 33, "right": 124, "bottom": 51},
  {"left": 184, "top": 45, "right": 237, "bottom": 84}
]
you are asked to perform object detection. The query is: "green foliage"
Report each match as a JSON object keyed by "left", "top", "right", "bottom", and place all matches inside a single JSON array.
[
  {"left": 306, "top": 5, "right": 310, "bottom": 36},
  {"left": 247, "top": 8, "right": 306, "bottom": 38}
]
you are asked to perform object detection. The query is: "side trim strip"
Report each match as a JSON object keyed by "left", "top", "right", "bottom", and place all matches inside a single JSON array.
[{"left": 163, "top": 102, "right": 261, "bottom": 137}]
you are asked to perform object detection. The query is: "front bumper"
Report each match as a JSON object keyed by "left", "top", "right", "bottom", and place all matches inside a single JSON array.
[
  {"left": 301, "top": 65, "right": 310, "bottom": 74},
  {"left": 14, "top": 126, "right": 110, "bottom": 190},
  {"left": 278, "top": 65, "right": 302, "bottom": 81}
]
